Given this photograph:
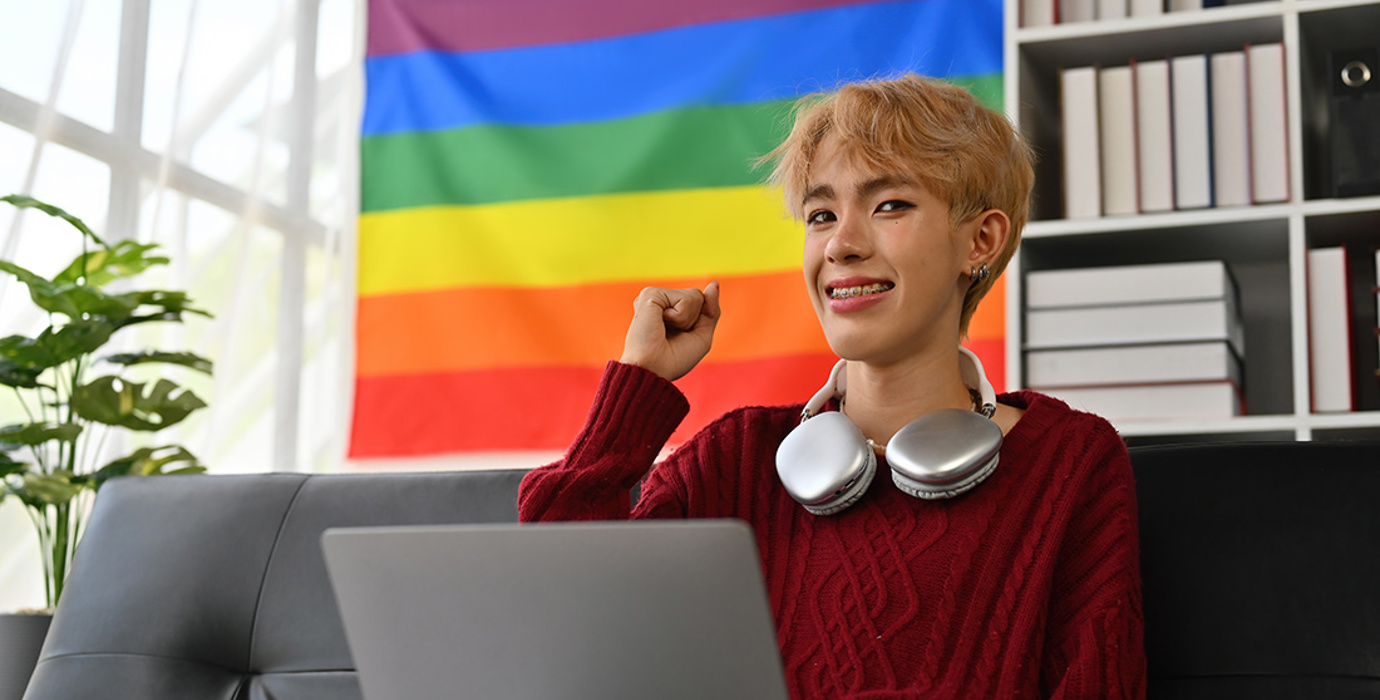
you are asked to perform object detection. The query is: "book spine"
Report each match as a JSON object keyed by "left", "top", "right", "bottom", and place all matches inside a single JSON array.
[
  {"left": 1130, "top": 0, "right": 1164, "bottom": 16},
  {"left": 1061, "top": 66, "right": 1103, "bottom": 219},
  {"left": 1099, "top": 66, "right": 1139, "bottom": 216},
  {"left": 1172, "top": 54, "right": 1213, "bottom": 209},
  {"left": 1024, "top": 0, "right": 1057, "bottom": 27},
  {"left": 1060, "top": 0, "right": 1096, "bottom": 23},
  {"left": 1135, "top": 59, "right": 1174, "bottom": 213},
  {"left": 1210, "top": 51, "right": 1251, "bottom": 207},
  {"left": 1098, "top": 0, "right": 1128, "bottom": 19},
  {"left": 1307, "top": 247, "right": 1355, "bottom": 412},
  {"left": 1247, "top": 43, "right": 1290, "bottom": 203}
]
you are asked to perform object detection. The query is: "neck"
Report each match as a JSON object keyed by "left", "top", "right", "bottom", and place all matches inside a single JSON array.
[{"left": 841, "top": 346, "right": 976, "bottom": 447}]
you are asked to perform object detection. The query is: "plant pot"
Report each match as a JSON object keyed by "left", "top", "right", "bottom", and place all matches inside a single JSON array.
[{"left": 0, "top": 612, "right": 52, "bottom": 700}]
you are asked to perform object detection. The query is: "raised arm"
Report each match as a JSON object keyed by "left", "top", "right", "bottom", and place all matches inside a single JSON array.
[{"left": 518, "top": 283, "right": 721, "bottom": 522}]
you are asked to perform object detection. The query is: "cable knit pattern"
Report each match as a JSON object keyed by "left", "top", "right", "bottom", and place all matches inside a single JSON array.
[{"left": 519, "top": 361, "right": 1147, "bottom": 699}]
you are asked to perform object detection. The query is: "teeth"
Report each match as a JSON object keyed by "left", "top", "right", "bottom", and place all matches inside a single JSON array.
[{"left": 829, "top": 283, "right": 893, "bottom": 299}]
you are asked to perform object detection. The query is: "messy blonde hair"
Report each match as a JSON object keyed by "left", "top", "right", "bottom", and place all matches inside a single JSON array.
[{"left": 761, "top": 74, "right": 1034, "bottom": 335}]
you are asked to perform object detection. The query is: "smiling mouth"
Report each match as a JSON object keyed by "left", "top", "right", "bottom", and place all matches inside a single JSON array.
[{"left": 827, "top": 282, "right": 895, "bottom": 300}]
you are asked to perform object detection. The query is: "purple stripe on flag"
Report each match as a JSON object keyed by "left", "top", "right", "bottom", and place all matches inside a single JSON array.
[{"left": 367, "top": 0, "right": 890, "bottom": 56}]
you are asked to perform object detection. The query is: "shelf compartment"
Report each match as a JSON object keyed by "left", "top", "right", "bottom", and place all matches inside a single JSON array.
[
  {"left": 1018, "top": 220, "right": 1293, "bottom": 416},
  {"left": 1016, "top": 14, "right": 1286, "bottom": 221}
]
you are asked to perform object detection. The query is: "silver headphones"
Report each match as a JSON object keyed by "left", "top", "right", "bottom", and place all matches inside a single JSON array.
[{"left": 774, "top": 347, "right": 1003, "bottom": 516}]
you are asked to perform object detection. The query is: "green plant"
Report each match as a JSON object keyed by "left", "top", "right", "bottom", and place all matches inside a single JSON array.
[{"left": 0, "top": 194, "right": 211, "bottom": 610}]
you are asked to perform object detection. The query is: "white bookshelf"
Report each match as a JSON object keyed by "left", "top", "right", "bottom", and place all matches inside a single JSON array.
[{"left": 1003, "top": 0, "right": 1380, "bottom": 443}]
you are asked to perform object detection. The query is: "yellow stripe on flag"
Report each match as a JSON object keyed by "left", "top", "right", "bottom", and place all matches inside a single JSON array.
[{"left": 358, "top": 185, "right": 802, "bottom": 296}]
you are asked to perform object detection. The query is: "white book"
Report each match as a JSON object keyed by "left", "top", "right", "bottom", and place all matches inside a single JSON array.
[
  {"left": 1135, "top": 59, "right": 1174, "bottom": 213},
  {"left": 1307, "top": 247, "right": 1354, "bottom": 412},
  {"left": 1061, "top": 66, "right": 1102, "bottom": 220},
  {"left": 1045, "top": 381, "right": 1242, "bottom": 422},
  {"left": 1172, "top": 55, "right": 1213, "bottom": 209},
  {"left": 1024, "top": 0, "right": 1056, "bottom": 26},
  {"left": 1027, "top": 341, "right": 1242, "bottom": 388},
  {"left": 1099, "top": 65, "right": 1139, "bottom": 216},
  {"left": 1170, "top": 0, "right": 1202, "bottom": 9},
  {"left": 1061, "top": 0, "right": 1096, "bottom": 22},
  {"left": 1247, "top": 43, "right": 1290, "bottom": 203},
  {"left": 1211, "top": 51, "right": 1252, "bottom": 208},
  {"left": 1130, "top": 0, "right": 1163, "bottom": 16},
  {"left": 1098, "top": 0, "right": 1128, "bottom": 19},
  {"left": 1026, "top": 260, "right": 1234, "bottom": 309},
  {"left": 1025, "top": 298, "right": 1245, "bottom": 351}
]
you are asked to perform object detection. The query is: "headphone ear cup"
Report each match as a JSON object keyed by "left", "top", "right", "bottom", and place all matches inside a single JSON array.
[
  {"left": 805, "top": 451, "right": 876, "bottom": 516},
  {"left": 886, "top": 409, "right": 1003, "bottom": 499},
  {"left": 776, "top": 411, "right": 877, "bottom": 516}
]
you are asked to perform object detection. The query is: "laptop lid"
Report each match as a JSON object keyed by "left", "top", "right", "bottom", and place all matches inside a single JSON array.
[{"left": 321, "top": 520, "right": 789, "bottom": 700}]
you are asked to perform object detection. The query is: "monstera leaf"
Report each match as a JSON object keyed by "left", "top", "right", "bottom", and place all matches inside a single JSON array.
[
  {"left": 88, "top": 445, "right": 205, "bottom": 491},
  {"left": 0, "top": 194, "right": 103, "bottom": 246},
  {"left": 0, "top": 422, "right": 83, "bottom": 446},
  {"left": 16, "top": 471, "right": 84, "bottom": 508},
  {"left": 0, "top": 260, "right": 142, "bottom": 322},
  {"left": 71, "top": 377, "right": 207, "bottom": 431},
  {"left": 103, "top": 351, "right": 213, "bottom": 375},
  {"left": 110, "top": 289, "right": 212, "bottom": 328},
  {"left": 52, "top": 239, "right": 168, "bottom": 288}
]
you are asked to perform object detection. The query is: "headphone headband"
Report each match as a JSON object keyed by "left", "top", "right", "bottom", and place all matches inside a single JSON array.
[{"left": 801, "top": 347, "right": 997, "bottom": 422}]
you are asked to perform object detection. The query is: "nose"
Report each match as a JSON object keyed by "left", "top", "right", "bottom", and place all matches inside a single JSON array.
[{"left": 824, "top": 212, "right": 871, "bottom": 264}]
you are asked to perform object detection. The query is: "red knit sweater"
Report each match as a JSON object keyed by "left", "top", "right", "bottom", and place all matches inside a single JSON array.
[{"left": 520, "top": 362, "right": 1147, "bottom": 699}]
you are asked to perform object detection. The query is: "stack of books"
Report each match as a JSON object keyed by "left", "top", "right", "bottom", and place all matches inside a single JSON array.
[
  {"left": 1060, "top": 43, "right": 1288, "bottom": 220},
  {"left": 1024, "top": 0, "right": 1248, "bottom": 27},
  {"left": 1024, "top": 260, "right": 1246, "bottom": 422}
]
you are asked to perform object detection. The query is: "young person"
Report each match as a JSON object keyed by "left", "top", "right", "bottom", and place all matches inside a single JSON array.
[{"left": 519, "top": 74, "right": 1146, "bottom": 699}]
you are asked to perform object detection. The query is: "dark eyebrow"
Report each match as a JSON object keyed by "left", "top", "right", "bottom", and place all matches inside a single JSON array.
[
  {"left": 802, "top": 176, "right": 912, "bottom": 209},
  {"left": 802, "top": 183, "right": 834, "bottom": 207},
  {"left": 856, "top": 176, "right": 910, "bottom": 200}
]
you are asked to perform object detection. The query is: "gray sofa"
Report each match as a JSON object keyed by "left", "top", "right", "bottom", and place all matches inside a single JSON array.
[
  {"left": 19, "top": 441, "right": 1380, "bottom": 699},
  {"left": 22, "top": 469, "right": 526, "bottom": 700}
]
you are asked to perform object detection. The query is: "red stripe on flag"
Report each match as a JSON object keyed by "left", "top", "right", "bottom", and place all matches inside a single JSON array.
[
  {"left": 963, "top": 336, "right": 1006, "bottom": 394},
  {"left": 349, "top": 353, "right": 840, "bottom": 456}
]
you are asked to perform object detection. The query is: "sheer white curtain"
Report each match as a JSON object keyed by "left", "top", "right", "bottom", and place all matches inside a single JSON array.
[{"left": 0, "top": 0, "right": 362, "bottom": 611}]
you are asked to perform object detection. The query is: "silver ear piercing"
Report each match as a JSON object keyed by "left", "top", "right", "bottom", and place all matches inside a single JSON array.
[{"left": 969, "top": 264, "right": 991, "bottom": 284}]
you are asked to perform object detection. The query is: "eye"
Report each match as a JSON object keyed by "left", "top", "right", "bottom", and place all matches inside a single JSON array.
[
  {"left": 806, "top": 209, "right": 836, "bottom": 225},
  {"left": 876, "top": 200, "right": 914, "bottom": 214}
]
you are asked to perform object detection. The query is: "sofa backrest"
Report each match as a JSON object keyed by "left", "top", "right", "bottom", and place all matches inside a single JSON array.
[
  {"left": 1131, "top": 440, "right": 1380, "bottom": 699},
  {"left": 23, "top": 469, "right": 528, "bottom": 700}
]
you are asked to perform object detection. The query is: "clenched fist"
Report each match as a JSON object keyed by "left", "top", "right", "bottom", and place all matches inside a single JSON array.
[{"left": 619, "top": 281, "right": 721, "bottom": 382}]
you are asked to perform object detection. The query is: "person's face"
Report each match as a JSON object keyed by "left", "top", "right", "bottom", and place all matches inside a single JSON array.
[{"left": 801, "top": 135, "right": 974, "bottom": 367}]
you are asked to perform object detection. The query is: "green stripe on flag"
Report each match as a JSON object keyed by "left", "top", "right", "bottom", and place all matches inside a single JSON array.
[{"left": 362, "top": 100, "right": 794, "bottom": 212}]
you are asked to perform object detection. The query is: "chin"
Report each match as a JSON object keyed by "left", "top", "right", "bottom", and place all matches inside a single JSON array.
[{"left": 820, "top": 332, "right": 885, "bottom": 364}]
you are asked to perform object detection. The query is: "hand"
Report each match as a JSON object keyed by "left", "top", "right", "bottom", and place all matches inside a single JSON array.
[{"left": 619, "top": 281, "right": 721, "bottom": 382}]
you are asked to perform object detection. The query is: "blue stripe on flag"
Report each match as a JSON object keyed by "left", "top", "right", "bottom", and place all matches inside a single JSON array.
[{"left": 362, "top": 0, "right": 1002, "bottom": 136}]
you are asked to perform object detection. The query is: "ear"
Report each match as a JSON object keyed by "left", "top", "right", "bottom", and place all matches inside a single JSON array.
[{"left": 962, "top": 209, "right": 1011, "bottom": 270}]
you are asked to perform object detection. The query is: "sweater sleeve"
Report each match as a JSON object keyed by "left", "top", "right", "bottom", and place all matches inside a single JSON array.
[
  {"left": 518, "top": 361, "right": 692, "bottom": 522},
  {"left": 1041, "top": 422, "right": 1148, "bottom": 699}
]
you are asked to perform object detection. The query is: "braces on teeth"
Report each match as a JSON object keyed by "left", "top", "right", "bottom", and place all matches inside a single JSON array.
[{"left": 830, "top": 283, "right": 893, "bottom": 299}]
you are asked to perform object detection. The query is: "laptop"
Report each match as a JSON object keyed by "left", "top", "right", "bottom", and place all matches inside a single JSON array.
[{"left": 321, "top": 520, "right": 790, "bottom": 700}]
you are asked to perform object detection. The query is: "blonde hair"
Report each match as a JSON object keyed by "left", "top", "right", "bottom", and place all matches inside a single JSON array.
[{"left": 761, "top": 74, "right": 1034, "bottom": 335}]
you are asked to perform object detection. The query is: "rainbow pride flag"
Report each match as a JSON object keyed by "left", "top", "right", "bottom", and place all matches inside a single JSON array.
[{"left": 354, "top": 0, "right": 1006, "bottom": 457}]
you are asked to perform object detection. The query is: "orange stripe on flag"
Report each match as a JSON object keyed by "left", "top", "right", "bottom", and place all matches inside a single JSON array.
[
  {"left": 965, "top": 275, "right": 1005, "bottom": 340},
  {"left": 348, "top": 353, "right": 839, "bottom": 455},
  {"left": 356, "top": 271, "right": 828, "bottom": 376}
]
